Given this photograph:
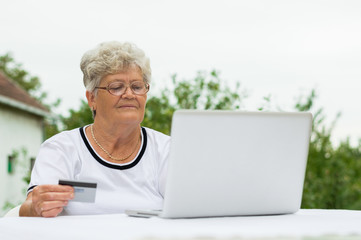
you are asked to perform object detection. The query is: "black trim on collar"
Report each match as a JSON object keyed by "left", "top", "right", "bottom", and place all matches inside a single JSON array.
[
  {"left": 79, "top": 126, "right": 147, "bottom": 170},
  {"left": 27, "top": 185, "right": 37, "bottom": 194}
]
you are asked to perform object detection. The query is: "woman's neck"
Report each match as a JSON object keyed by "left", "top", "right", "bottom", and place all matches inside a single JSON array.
[{"left": 87, "top": 121, "right": 142, "bottom": 162}]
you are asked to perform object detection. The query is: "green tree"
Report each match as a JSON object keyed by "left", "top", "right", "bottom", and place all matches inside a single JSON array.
[
  {"left": 61, "top": 99, "right": 93, "bottom": 130},
  {"left": 142, "top": 88, "right": 176, "bottom": 135},
  {"left": 143, "top": 70, "right": 245, "bottom": 134},
  {"left": 0, "top": 52, "right": 61, "bottom": 138},
  {"left": 1, "top": 53, "right": 44, "bottom": 102},
  {"left": 296, "top": 91, "right": 361, "bottom": 209}
]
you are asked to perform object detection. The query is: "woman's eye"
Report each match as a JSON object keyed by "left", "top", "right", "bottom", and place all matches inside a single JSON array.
[
  {"left": 111, "top": 85, "right": 125, "bottom": 91},
  {"left": 132, "top": 83, "right": 144, "bottom": 90}
]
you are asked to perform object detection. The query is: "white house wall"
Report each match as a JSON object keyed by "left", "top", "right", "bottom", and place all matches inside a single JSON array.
[{"left": 0, "top": 105, "right": 44, "bottom": 216}]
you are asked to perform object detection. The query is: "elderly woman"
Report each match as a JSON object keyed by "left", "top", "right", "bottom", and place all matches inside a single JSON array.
[{"left": 19, "top": 41, "right": 170, "bottom": 217}]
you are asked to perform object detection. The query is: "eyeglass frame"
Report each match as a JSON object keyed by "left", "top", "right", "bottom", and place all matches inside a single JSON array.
[{"left": 94, "top": 81, "right": 150, "bottom": 96}]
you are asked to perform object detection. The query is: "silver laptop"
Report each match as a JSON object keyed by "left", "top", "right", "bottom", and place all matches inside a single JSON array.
[{"left": 126, "top": 110, "right": 312, "bottom": 218}]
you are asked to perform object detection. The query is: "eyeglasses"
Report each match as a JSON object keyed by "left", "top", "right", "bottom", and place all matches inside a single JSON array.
[{"left": 95, "top": 81, "right": 150, "bottom": 96}]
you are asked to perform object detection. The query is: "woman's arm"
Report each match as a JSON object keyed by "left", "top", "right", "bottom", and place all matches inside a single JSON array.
[{"left": 20, "top": 185, "right": 74, "bottom": 217}]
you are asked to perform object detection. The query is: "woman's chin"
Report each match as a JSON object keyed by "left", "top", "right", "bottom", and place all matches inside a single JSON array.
[{"left": 116, "top": 113, "right": 143, "bottom": 125}]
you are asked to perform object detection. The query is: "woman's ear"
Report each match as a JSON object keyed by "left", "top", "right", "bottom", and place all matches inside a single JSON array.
[
  {"left": 86, "top": 91, "right": 96, "bottom": 109},
  {"left": 86, "top": 91, "right": 97, "bottom": 119}
]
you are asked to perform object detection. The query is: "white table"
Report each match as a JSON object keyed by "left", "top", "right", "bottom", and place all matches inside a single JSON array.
[{"left": 1, "top": 209, "right": 361, "bottom": 240}]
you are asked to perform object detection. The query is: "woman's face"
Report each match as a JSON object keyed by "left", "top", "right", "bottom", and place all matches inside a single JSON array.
[{"left": 88, "top": 67, "right": 147, "bottom": 126}]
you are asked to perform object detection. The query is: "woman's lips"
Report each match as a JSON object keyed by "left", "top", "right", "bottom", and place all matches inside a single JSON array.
[{"left": 118, "top": 104, "right": 137, "bottom": 108}]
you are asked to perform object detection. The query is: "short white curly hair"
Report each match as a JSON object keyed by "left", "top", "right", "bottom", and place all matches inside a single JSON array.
[{"left": 80, "top": 41, "right": 151, "bottom": 92}]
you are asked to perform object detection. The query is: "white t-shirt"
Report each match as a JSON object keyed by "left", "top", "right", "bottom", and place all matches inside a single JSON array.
[{"left": 28, "top": 126, "right": 170, "bottom": 215}]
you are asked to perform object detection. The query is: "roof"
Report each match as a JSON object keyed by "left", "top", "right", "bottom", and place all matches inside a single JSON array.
[{"left": 0, "top": 71, "right": 49, "bottom": 117}]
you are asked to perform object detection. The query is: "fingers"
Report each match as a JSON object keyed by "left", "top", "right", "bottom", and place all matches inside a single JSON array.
[
  {"left": 36, "top": 191, "right": 74, "bottom": 202},
  {"left": 38, "top": 200, "right": 69, "bottom": 213},
  {"left": 36, "top": 184, "right": 74, "bottom": 194},
  {"left": 41, "top": 207, "right": 64, "bottom": 218},
  {"left": 31, "top": 185, "right": 74, "bottom": 217},
  {"left": 39, "top": 200, "right": 68, "bottom": 218}
]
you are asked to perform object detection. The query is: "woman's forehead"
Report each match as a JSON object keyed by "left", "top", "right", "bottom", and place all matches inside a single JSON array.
[{"left": 101, "top": 68, "right": 143, "bottom": 84}]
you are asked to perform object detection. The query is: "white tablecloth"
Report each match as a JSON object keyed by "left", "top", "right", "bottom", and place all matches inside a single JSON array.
[{"left": 1, "top": 209, "right": 361, "bottom": 240}]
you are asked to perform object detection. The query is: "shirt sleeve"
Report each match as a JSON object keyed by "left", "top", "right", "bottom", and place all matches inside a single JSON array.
[{"left": 27, "top": 132, "right": 79, "bottom": 194}]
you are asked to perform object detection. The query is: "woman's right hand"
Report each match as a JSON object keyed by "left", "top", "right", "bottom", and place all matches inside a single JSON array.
[{"left": 20, "top": 184, "right": 74, "bottom": 217}]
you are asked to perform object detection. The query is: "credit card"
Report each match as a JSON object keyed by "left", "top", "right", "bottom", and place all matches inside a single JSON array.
[{"left": 59, "top": 179, "right": 97, "bottom": 203}]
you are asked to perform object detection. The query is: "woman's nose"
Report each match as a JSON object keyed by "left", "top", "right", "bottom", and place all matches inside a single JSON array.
[{"left": 121, "top": 86, "right": 135, "bottom": 98}]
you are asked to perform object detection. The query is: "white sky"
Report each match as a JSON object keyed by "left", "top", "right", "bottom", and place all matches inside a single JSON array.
[{"left": 1, "top": 0, "right": 360, "bottom": 146}]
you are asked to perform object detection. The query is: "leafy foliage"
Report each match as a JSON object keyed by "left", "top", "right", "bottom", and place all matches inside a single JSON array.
[
  {"left": 143, "top": 70, "right": 245, "bottom": 134},
  {"left": 60, "top": 100, "right": 93, "bottom": 130},
  {"left": 295, "top": 91, "right": 361, "bottom": 209},
  {"left": 2, "top": 148, "right": 31, "bottom": 214},
  {"left": 143, "top": 88, "right": 176, "bottom": 135},
  {"left": 0, "top": 53, "right": 61, "bottom": 139},
  {"left": 1, "top": 53, "right": 45, "bottom": 103},
  {"left": 172, "top": 70, "right": 243, "bottom": 110}
]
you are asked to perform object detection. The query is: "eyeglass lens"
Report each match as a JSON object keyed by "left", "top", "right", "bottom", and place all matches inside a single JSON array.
[{"left": 108, "top": 81, "right": 148, "bottom": 95}]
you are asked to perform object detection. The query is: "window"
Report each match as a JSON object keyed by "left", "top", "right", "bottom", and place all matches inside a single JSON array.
[{"left": 7, "top": 155, "right": 15, "bottom": 174}]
